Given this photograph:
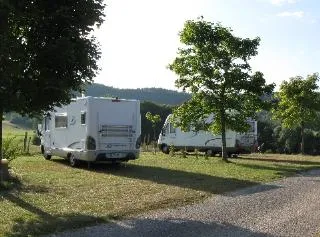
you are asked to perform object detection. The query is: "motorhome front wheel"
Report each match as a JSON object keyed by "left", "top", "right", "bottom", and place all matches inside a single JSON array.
[
  {"left": 69, "top": 154, "right": 79, "bottom": 167},
  {"left": 161, "top": 144, "right": 169, "bottom": 154}
]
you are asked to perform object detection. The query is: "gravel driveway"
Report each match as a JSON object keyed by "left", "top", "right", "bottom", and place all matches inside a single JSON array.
[{"left": 47, "top": 169, "right": 320, "bottom": 237}]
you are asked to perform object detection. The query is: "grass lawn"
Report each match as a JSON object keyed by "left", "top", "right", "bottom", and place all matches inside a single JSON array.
[{"left": 1, "top": 149, "right": 320, "bottom": 236}]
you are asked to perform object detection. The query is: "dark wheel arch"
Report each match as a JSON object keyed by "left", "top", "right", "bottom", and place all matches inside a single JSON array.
[
  {"left": 40, "top": 145, "right": 45, "bottom": 154},
  {"left": 161, "top": 144, "right": 169, "bottom": 154}
]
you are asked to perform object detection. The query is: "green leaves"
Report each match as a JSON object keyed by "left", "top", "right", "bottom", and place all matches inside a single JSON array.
[
  {"left": 169, "top": 18, "right": 274, "bottom": 158},
  {"left": 272, "top": 73, "right": 320, "bottom": 129},
  {"left": 271, "top": 73, "right": 320, "bottom": 154},
  {"left": 145, "top": 112, "right": 161, "bottom": 128},
  {"left": 0, "top": 0, "right": 105, "bottom": 116},
  {"left": 170, "top": 17, "right": 274, "bottom": 130}
]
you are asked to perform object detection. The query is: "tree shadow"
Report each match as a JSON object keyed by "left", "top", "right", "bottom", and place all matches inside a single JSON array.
[
  {"left": 296, "top": 168, "right": 320, "bottom": 177},
  {"left": 0, "top": 173, "right": 22, "bottom": 191},
  {"left": 236, "top": 156, "right": 320, "bottom": 166},
  {"left": 46, "top": 217, "right": 273, "bottom": 237},
  {"left": 2, "top": 192, "right": 108, "bottom": 237},
  {"left": 50, "top": 158, "right": 279, "bottom": 195},
  {"left": 235, "top": 162, "right": 302, "bottom": 175},
  {"left": 106, "top": 163, "right": 278, "bottom": 195}
]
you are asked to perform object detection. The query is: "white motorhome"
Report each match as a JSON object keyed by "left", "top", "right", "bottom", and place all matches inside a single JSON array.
[
  {"left": 157, "top": 114, "right": 257, "bottom": 156},
  {"left": 39, "top": 96, "right": 141, "bottom": 166}
]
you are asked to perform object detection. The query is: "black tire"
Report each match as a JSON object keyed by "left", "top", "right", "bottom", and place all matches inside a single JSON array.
[
  {"left": 161, "top": 144, "right": 169, "bottom": 154},
  {"left": 69, "top": 154, "right": 79, "bottom": 167},
  {"left": 43, "top": 148, "right": 51, "bottom": 160},
  {"left": 205, "top": 149, "right": 213, "bottom": 156},
  {"left": 44, "top": 153, "right": 52, "bottom": 160}
]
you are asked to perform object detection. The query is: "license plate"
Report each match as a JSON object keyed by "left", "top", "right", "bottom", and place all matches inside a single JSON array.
[{"left": 107, "top": 153, "right": 121, "bottom": 158}]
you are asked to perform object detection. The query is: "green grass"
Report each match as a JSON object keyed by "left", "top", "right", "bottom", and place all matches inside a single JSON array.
[
  {"left": 2, "top": 121, "right": 39, "bottom": 156},
  {"left": 1, "top": 150, "right": 320, "bottom": 236},
  {"left": 2, "top": 121, "right": 31, "bottom": 135}
]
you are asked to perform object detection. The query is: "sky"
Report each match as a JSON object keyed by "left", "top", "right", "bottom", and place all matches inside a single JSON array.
[{"left": 94, "top": 0, "right": 320, "bottom": 90}]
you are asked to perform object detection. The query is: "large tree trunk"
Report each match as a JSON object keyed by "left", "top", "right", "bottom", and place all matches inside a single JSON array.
[
  {"left": 0, "top": 2, "right": 8, "bottom": 161},
  {"left": 301, "top": 121, "right": 305, "bottom": 154},
  {"left": 0, "top": 107, "right": 9, "bottom": 182},
  {"left": 0, "top": 106, "right": 5, "bottom": 182},
  {"left": 0, "top": 107, "right": 2, "bottom": 161},
  {"left": 220, "top": 109, "right": 228, "bottom": 161}
]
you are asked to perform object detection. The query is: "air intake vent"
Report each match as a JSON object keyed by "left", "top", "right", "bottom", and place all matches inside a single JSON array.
[{"left": 100, "top": 125, "right": 133, "bottom": 137}]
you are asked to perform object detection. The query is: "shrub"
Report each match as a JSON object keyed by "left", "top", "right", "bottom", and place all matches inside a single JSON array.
[
  {"left": 2, "top": 136, "right": 22, "bottom": 162},
  {"left": 31, "top": 133, "right": 41, "bottom": 145},
  {"left": 169, "top": 144, "right": 175, "bottom": 157},
  {"left": 194, "top": 149, "right": 199, "bottom": 158},
  {"left": 181, "top": 147, "right": 187, "bottom": 158}
]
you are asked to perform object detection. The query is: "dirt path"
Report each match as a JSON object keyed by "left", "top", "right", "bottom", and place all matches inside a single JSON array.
[{"left": 47, "top": 169, "right": 320, "bottom": 237}]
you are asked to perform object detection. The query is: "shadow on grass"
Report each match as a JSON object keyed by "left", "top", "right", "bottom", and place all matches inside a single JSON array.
[
  {"left": 2, "top": 192, "right": 109, "bottom": 237},
  {"left": 235, "top": 162, "right": 303, "bottom": 176},
  {"left": 51, "top": 158, "right": 278, "bottom": 195},
  {"left": 236, "top": 156, "right": 320, "bottom": 166},
  {"left": 0, "top": 174, "right": 22, "bottom": 191},
  {"left": 106, "top": 164, "right": 275, "bottom": 194},
  {"left": 0, "top": 173, "right": 50, "bottom": 194}
]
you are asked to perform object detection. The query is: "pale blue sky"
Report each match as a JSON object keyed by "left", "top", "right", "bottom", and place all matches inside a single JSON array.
[{"left": 94, "top": 0, "right": 320, "bottom": 90}]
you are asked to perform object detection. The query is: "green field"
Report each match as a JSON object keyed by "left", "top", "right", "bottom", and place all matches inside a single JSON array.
[
  {"left": 2, "top": 121, "right": 39, "bottom": 156},
  {"left": 1, "top": 152, "right": 320, "bottom": 236},
  {"left": 2, "top": 121, "right": 32, "bottom": 134},
  {"left": 1, "top": 122, "right": 320, "bottom": 236}
]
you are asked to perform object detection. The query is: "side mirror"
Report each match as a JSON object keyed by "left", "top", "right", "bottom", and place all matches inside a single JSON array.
[{"left": 37, "top": 124, "right": 43, "bottom": 137}]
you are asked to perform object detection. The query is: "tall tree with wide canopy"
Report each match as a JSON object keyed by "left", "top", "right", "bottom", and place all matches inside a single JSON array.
[
  {"left": 272, "top": 73, "right": 320, "bottom": 154},
  {"left": 0, "top": 1, "right": 105, "bottom": 162},
  {"left": 168, "top": 17, "right": 274, "bottom": 160}
]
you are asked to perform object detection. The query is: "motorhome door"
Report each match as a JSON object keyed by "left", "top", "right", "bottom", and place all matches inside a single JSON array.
[
  {"left": 43, "top": 115, "right": 52, "bottom": 149},
  {"left": 168, "top": 122, "right": 177, "bottom": 139}
]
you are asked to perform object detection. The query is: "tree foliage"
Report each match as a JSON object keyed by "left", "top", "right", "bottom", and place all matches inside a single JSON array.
[
  {"left": 272, "top": 73, "right": 320, "bottom": 153},
  {"left": 145, "top": 112, "right": 161, "bottom": 140},
  {"left": 0, "top": 0, "right": 105, "bottom": 115},
  {"left": 141, "top": 102, "right": 172, "bottom": 143},
  {"left": 0, "top": 1, "right": 105, "bottom": 161},
  {"left": 168, "top": 17, "right": 274, "bottom": 160}
]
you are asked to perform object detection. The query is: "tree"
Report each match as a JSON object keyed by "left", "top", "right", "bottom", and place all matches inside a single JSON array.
[
  {"left": 141, "top": 102, "right": 172, "bottom": 141},
  {"left": 145, "top": 112, "right": 161, "bottom": 140},
  {"left": 272, "top": 73, "right": 320, "bottom": 154},
  {"left": 145, "top": 112, "right": 162, "bottom": 153},
  {"left": 0, "top": 1, "right": 105, "bottom": 167},
  {"left": 168, "top": 17, "right": 274, "bottom": 161}
]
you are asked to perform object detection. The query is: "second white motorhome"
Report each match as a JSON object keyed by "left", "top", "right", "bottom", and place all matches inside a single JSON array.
[
  {"left": 39, "top": 96, "right": 141, "bottom": 167},
  {"left": 157, "top": 114, "right": 257, "bottom": 157}
]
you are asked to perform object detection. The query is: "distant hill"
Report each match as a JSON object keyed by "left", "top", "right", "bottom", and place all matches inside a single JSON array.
[
  {"left": 85, "top": 83, "right": 190, "bottom": 105},
  {"left": 2, "top": 121, "right": 32, "bottom": 134}
]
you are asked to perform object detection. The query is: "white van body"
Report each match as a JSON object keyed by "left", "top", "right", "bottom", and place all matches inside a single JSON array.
[
  {"left": 39, "top": 96, "right": 141, "bottom": 165},
  {"left": 157, "top": 114, "right": 257, "bottom": 156}
]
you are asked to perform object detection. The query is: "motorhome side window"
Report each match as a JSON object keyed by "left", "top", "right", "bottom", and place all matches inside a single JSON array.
[
  {"left": 248, "top": 121, "right": 255, "bottom": 133},
  {"left": 44, "top": 116, "right": 50, "bottom": 131},
  {"left": 81, "top": 111, "right": 86, "bottom": 125},
  {"left": 55, "top": 114, "right": 68, "bottom": 128},
  {"left": 162, "top": 124, "right": 169, "bottom": 135},
  {"left": 169, "top": 123, "right": 176, "bottom": 133}
]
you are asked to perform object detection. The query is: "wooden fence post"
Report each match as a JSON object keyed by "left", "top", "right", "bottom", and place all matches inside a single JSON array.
[{"left": 23, "top": 132, "right": 28, "bottom": 152}]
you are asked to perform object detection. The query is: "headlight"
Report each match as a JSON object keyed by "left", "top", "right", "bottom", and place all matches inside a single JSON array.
[
  {"left": 136, "top": 135, "right": 141, "bottom": 149},
  {"left": 86, "top": 136, "right": 96, "bottom": 150}
]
